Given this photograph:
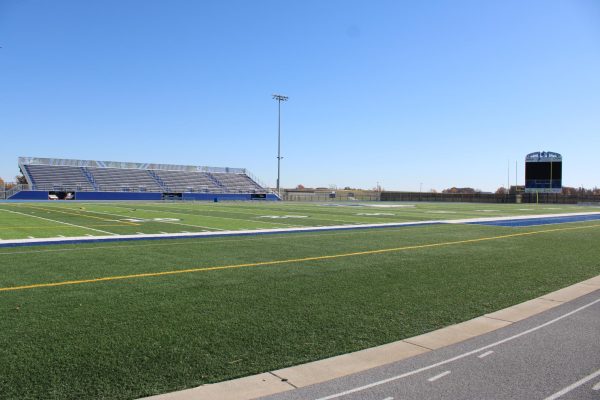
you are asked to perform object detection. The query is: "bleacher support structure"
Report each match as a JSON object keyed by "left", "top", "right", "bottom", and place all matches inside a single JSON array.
[{"left": 11, "top": 157, "right": 279, "bottom": 201}]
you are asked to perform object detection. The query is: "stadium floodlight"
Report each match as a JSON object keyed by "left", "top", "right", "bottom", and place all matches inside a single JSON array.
[{"left": 272, "top": 94, "right": 288, "bottom": 196}]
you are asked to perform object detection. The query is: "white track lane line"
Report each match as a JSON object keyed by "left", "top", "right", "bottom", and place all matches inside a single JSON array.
[
  {"left": 0, "top": 209, "right": 117, "bottom": 236},
  {"left": 477, "top": 350, "right": 494, "bottom": 359},
  {"left": 593, "top": 381, "right": 600, "bottom": 391},
  {"left": 543, "top": 369, "right": 600, "bottom": 400},
  {"left": 428, "top": 371, "right": 451, "bottom": 382},
  {"left": 315, "top": 298, "right": 600, "bottom": 400}
]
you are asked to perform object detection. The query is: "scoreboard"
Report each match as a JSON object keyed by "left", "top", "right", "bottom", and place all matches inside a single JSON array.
[{"left": 525, "top": 151, "right": 562, "bottom": 193}]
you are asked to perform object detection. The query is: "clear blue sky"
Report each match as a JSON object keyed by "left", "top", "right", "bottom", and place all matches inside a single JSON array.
[{"left": 1, "top": 0, "right": 599, "bottom": 191}]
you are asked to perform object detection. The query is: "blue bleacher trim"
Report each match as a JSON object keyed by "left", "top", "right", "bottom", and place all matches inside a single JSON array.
[
  {"left": 8, "top": 191, "right": 49, "bottom": 200},
  {"left": 8, "top": 191, "right": 280, "bottom": 201},
  {"left": 75, "top": 192, "right": 162, "bottom": 201}
]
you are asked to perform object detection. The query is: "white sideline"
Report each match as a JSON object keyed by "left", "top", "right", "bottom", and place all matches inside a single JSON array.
[
  {"left": 0, "top": 220, "right": 443, "bottom": 246},
  {"left": 1, "top": 211, "right": 599, "bottom": 247},
  {"left": 445, "top": 211, "right": 600, "bottom": 224}
]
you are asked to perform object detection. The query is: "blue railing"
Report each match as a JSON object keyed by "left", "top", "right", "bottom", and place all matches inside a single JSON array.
[
  {"left": 146, "top": 170, "right": 169, "bottom": 191},
  {"left": 81, "top": 167, "right": 99, "bottom": 190}
]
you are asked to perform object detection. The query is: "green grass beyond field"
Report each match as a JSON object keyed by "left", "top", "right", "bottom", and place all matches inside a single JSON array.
[{"left": 0, "top": 201, "right": 599, "bottom": 399}]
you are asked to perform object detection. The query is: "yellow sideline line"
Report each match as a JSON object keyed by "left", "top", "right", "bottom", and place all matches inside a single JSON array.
[{"left": 1, "top": 223, "right": 598, "bottom": 293}]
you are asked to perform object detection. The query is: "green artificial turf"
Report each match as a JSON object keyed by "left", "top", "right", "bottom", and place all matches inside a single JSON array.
[
  {"left": 0, "top": 200, "right": 595, "bottom": 239},
  {"left": 0, "top": 218, "right": 599, "bottom": 399}
]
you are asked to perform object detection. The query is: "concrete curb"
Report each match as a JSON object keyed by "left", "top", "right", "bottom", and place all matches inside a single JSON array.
[{"left": 141, "top": 275, "right": 600, "bottom": 400}]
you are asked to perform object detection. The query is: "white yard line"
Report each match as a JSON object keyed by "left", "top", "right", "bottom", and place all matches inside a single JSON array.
[
  {"left": 66, "top": 207, "right": 224, "bottom": 231},
  {"left": 0, "top": 209, "right": 117, "bottom": 236},
  {"left": 106, "top": 204, "right": 308, "bottom": 228}
]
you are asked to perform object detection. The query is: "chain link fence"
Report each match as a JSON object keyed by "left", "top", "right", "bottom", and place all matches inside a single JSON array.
[{"left": 283, "top": 190, "right": 600, "bottom": 205}]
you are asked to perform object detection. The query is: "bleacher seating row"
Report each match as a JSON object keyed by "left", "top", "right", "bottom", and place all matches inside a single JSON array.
[
  {"left": 20, "top": 159, "right": 268, "bottom": 194},
  {"left": 26, "top": 164, "right": 95, "bottom": 191}
]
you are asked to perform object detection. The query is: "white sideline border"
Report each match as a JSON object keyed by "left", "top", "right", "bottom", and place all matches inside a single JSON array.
[
  {"left": 445, "top": 211, "right": 600, "bottom": 224},
  {"left": 0, "top": 220, "right": 442, "bottom": 246},
  {"left": 1, "top": 211, "right": 600, "bottom": 247}
]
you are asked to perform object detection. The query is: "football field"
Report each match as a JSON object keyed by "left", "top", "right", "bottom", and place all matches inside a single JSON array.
[
  {"left": 1, "top": 201, "right": 599, "bottom": 399},
  {"left": 0, "top": 201, "right": 596, "bottom": 240}
]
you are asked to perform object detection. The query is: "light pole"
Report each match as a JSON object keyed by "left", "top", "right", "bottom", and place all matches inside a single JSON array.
[{"left": 273, "top": 94, "right": 288, "bottom": 196}]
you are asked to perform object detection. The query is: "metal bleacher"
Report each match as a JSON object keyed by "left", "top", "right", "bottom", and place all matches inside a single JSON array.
[
  {"left": 211, "top": 172, "right": 263, "bottom": 192},
  {"left": 25, "top": 164, "right": 95, "bottom": 191},
  {"left": 152, "top": 170, "right": 221, "bottom": 192},
  {"left": 88, "top": 167, "right": 164, "bottom": 192},
  {"left": 17, "top": 157, "right": 272, "bottom": 196}
]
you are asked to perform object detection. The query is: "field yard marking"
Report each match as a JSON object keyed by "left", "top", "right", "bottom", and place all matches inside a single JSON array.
[
  {"left": 0, "top": 225, "right": 127, "bottom": 230},
  {"left": 157, "top": 202, "right": 408, "bottom": 224},
  {"left": 0, "top": 209, "right": 117, "bottom": 236},
  {"left": 142, "top": 202, "right": 306, "bottom": 216},
  {"left": 1, "top": 223, "right": 599, "bottom": 292},
  {"left": 107, "top": 204, "right": 305, "bottom": 228},
  {"left": 218, "top": 203, "right": 470, "bottom": 222},
  {"left": 20, "top": 205, "right": 140, "bottom": 226},
  {"left": 73, "top": 208, "right": 224, "bottom": 231}
]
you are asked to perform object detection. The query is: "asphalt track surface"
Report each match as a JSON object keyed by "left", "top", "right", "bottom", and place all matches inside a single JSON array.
[{"left": 260, "top": 290, "right": 600, "bottom": 400}]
